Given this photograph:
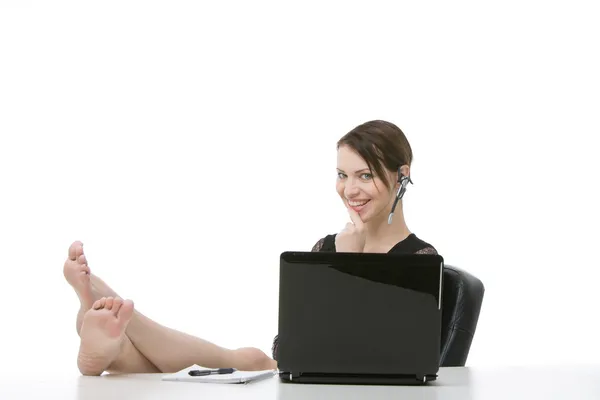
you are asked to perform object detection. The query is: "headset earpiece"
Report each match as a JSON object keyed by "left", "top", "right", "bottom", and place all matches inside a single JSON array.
[{"left": 388, "top": 167, "right": 413, "bottom": 225}]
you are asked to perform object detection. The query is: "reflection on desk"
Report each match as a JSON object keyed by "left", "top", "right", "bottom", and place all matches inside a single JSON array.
[{"left": 276, "top": 367, "right": 470, "bottom": 400}]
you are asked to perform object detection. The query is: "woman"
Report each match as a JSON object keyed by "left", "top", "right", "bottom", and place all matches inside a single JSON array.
[
  {"left": 272, "top": 119, "right": 437, "bottom": 360},
  {"left": 65, "top": 119, "right": 434, "bottom": 375}
]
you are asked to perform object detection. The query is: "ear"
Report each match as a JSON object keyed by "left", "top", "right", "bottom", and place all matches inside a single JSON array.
[{"left": 395, "top": 165, "right": 411, "bottom": 186}]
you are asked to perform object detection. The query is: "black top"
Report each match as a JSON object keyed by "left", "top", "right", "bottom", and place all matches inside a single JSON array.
[
  {"left": 272, "top": 233, "right": 438, "bottom": 360},
  {"left": 311, "top": 233, "right": 438, "bottom": 254}
]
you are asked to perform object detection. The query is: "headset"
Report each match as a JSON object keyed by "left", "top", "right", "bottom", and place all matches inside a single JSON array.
[{"left": 388, "top": 167, "right": 413, "bottom": 224}]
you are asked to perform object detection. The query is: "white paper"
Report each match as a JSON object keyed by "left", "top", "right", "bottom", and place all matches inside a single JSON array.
[{"left": 161, "top": 364, "right": 277, "bottom": 384}]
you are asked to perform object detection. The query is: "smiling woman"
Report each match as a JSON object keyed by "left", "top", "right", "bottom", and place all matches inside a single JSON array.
[
  {"left": 325, "top": 119, "right": 436, "bottom": 255},
  {"left": 271, "top": 119, "right": 438, "bottom": 361}
]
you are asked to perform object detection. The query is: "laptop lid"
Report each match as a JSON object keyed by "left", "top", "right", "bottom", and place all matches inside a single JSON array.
[{"left": 277, "top": 252, "right": 443, "bottom": 379}]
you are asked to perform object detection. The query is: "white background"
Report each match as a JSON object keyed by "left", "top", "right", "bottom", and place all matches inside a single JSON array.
[{"left": 1, "top": 1, "right": 598, "bottom": 377}]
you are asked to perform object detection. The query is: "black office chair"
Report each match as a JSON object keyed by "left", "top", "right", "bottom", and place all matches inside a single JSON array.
[
  {"left": 272, "top": 264, "right": 485, "bottom": 367},
  {"left": 439, "top": 265, "right": 485, "bottom": 366}
]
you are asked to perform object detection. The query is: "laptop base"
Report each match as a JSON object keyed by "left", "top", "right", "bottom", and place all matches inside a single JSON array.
[{"left": 278, "top": 371, "right": 437, "bottom": 385}]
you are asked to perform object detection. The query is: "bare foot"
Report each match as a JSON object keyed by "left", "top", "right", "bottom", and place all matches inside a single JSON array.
[
  {"left": 233, "top": 347, "right": 277, "bottom": 371},
  {"left": 77, "top": 296, "right": 134, "bottom": 376},
  {"left": 64, "top": 241, "right": 94, "bottom": 311}
]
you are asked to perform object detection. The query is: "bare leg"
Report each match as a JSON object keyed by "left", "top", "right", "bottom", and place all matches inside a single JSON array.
[
  {"left": 64, "top": 242, "right": 159, "bottom": 374},
  {"left": 125, "top": 311, "right": 276, "bottom": 373},
  {"left": 70, "top": 242, "right": 276, "bottom": 373}
]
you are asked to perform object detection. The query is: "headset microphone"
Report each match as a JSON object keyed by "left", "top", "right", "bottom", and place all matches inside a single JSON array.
[{"left": 388, "top": 168, "right": 412, "bottom": 225}]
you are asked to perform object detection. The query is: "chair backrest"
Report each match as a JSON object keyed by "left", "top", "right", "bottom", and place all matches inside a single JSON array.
[{"left": 439, "top": 265, "right": 485, "bottom": 366}]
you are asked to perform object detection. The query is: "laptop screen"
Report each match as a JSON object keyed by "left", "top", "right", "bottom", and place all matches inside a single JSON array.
[{"left": 277, "top": 252, "right": 443, "bottom": 375}]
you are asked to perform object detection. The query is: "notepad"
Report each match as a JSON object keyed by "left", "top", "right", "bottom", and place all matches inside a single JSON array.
[{"left": 161, "top": 364, "right": 277, "bottom": 384}]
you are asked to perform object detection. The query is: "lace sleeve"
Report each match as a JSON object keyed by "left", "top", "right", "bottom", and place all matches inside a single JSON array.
[
  {"left": 415, "top": 246, "right": 438, "bottom": 255},
  {"left": 311, "top": 237, "right": 325, "bottom": 252}
]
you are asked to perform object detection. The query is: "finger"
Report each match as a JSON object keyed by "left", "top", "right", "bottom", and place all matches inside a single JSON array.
[{"left": 347, "top": 206, "right": 364, "bottom": 227}]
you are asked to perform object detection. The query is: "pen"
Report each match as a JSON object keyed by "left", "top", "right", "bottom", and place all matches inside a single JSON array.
[{"left": 188, "top": 368, "right": 237, "bottom": 377}]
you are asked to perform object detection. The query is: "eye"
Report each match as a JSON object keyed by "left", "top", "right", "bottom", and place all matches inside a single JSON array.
[
  {"left": 337, "top": 172, "right": 347, "bottom": 179},
  {"left": 360, "top": 173, "right": 373, "bottom": 180}
]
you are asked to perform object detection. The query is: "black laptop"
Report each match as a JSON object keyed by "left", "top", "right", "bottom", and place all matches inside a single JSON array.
[{"left": 276, "top": 251, "right": 444, "bottom": 385}]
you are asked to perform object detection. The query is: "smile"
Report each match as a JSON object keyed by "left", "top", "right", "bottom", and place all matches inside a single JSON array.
[{"left": 348, "top": 200, "right": 370, "bottom": 207}]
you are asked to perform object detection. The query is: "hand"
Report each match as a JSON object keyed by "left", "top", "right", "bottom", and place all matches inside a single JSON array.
[
  {"left": 233, "top": 347, "right": 277, "bottom": 371},
  {"left": 335, "top": 206, "right": 367, "bottom": 252}
]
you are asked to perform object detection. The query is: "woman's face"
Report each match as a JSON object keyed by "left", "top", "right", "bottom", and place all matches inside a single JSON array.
[{"left": 336, "top": 145, "right": 396, "bottom": 224}]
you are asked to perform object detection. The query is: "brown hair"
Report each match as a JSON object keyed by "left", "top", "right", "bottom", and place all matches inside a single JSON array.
[{"left": 337, "top": 120, "right": 413, "bottom": 190}]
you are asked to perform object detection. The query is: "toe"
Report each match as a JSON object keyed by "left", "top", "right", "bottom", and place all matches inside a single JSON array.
[
  {"left": 104, "top": 297, "right": 115, "bottom": 310},
  {"left": 117, "top": 300, "right": 134, "bottom": 323},
  {"left": 68, "top": 241, "right": 83, "bottom": 261},
  {"left": 93, "top": 298, "right": 106, "bottom": 310},
  {"left": 81, "top": 264, "right": 90, "bottom": 275},
  {"left": 75, "top": 245, "right": 84, "bottom": 259},
  {"left": 112, "top": 297, "right": 123, "bottom": 315},
  {"left": 77, "top": 254, "right": 88, "bottom": 266}
]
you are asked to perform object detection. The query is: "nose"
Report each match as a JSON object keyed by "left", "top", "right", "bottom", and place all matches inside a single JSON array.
[{"left": 343, "top": 178, "right": 360, "bottom": 199}]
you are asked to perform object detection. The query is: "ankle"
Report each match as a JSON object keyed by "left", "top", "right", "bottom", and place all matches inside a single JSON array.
[{"left": 231, "top": 347, "right": 274, "bottom": 371}]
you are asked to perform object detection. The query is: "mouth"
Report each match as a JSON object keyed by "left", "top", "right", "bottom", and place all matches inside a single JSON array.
[{"left": 347, "top": 199, "right": 371, "bottom": 211}]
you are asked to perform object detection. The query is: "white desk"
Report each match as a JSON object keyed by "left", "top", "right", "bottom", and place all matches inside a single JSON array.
[{"left": 1, "top": 365, "right": 599, "bottom": 399}]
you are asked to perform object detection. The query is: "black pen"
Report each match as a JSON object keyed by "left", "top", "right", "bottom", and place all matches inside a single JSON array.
[{"left": 188, "top": 368, "right": 237, "bottom": 377}]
